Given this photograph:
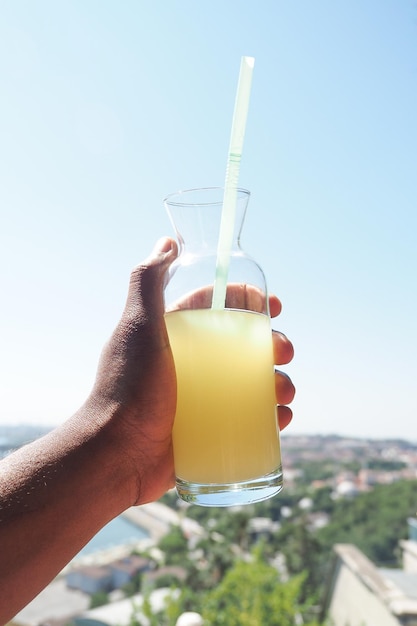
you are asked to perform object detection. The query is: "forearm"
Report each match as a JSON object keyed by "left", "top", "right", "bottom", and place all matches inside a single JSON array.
[{"left": 0, "top": 403, "right": 134, "bottom": 623}]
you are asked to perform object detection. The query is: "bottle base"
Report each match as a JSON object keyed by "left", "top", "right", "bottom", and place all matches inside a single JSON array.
[{"left": 175, "top": 466, "right": 283, "bottom": 507}]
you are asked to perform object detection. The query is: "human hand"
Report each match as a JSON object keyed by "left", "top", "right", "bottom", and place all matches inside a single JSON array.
[
  {"left": 88, "top": 238, "right": 178, "bottom": 507},
  {"left": 88, "top": 237, "right": 294, "bottom": 507},
  {"left": 0, "top": 238, "right": 294, "bottom": 620}
]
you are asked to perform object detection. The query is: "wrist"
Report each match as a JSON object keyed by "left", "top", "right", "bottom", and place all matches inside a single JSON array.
[
  {"left": 64, "top": 400, "right": 139, "bottom": 516},
  {"left": 0, "top": 402, "right": 139, "bottom": 620}
]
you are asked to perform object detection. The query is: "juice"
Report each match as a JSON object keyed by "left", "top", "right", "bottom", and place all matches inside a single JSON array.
[{"left": 165, "top": 308, "right": 281, "bottom": 485}]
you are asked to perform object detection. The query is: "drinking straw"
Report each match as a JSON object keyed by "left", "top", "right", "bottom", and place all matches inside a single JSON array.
[{"left": 211, "top": 56, "right": 255, "bottom": 309}]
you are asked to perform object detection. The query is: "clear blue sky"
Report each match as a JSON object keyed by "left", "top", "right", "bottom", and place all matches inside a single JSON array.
[{"left": 0, "top": 0, "right": 416, "bottom": 440}]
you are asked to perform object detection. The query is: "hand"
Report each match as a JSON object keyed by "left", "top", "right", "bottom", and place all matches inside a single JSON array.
[
  {"left": 0, "top": 237, "right": 295, "bottom": 621},
  {"left": 88, "top": 238, "right": 295, "bottom": 506},
  {"left": 87, "top": 238, "right": 178, "bottom": 507},
  {"left": 270, "top": 296, "right": 295, "bottom": 431}
]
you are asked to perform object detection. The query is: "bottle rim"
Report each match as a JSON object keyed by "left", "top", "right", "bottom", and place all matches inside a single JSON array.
[{"left": 164, "top": 186, "right": 250, "bottom": 207}]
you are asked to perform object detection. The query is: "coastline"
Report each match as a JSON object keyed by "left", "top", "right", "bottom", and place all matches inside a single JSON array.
[
  {"left": 121, "top": 501, "right": 181, "bottom": 542},
  {"left": 67, "top": 499, "right": 207, "bottom": 572},
  {"left": 67, "top": 501, "right": 181, "bottom": 569}
]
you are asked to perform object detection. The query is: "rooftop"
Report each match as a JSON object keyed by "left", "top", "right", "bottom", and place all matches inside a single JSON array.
[{"left": 333, "top": 544, "right": 417, "bottom": 618}]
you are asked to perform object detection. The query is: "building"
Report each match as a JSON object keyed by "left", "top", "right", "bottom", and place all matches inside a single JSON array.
[
  {"left": 66, "top": 566, "right": 113, "bottom": 595},
  {"left": 142, "top": 565, "right": 187, "bottom": 592},
  {"left": 110, "top": 555, "right": 151, "bottom": 589},
  {"left": 322, "top": 520, "right": 417, "bottom": 626},
  {"left": 66, "top": 555, "right": 151, "bottom": 595}
]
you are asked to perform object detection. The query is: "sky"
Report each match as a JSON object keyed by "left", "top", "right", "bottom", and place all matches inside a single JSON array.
[{"left": 0, "top": 0, "right": 416, "bottom": 441}]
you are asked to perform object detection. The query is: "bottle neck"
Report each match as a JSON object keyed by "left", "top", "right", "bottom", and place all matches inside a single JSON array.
[{"left": 165, "top": 190, "right": 249, "bottom": 256}]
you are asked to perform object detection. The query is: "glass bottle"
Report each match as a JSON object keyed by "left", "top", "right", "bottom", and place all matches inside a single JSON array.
[{"left": 164, "top": 187, "right": 282, "bottom": 507}]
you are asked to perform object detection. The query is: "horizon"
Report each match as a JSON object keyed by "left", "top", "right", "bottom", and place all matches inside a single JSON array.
[{"left": 1, "top": 421, "right": 417, "bottom": 447}]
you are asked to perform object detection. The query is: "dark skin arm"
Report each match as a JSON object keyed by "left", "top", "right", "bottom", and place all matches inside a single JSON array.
[{"left": 0, "top": 237, "right": 294, "bottom": 623}]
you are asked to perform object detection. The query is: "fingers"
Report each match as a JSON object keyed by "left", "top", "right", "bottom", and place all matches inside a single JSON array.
[
  {"left": 225, "top": 285, "right": 265, "bottom": 313},
  {"left": 172, "top": 284, "right": 274, "bottom": 314},
  {"left": 272, "top": 330, "right": 294, "bottom": 365},
  {"left": 272, "top": 328, "right": 295, "bottom": 433},
  {"left": 275, "top": 368, "right": 296, "bottom": 406},
  {"left": 269, "top": 294, "right": 282, "bottom": 318},
  {"left": 277, "top": 406, "right": 293, "bottom": 431},
  {"left": 172, "top": 285, "right": 284, "bottom": 317}
]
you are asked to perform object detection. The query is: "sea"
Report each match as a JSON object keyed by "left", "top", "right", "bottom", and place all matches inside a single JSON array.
[{"left": 76, "top": 515, "right": 149, "bottom": 558}]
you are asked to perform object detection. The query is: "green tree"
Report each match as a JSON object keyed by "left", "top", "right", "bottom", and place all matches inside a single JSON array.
[
  {"left": 213, "top": 509, "right": 251, "bottom": 550},
  {"left": 297, "top": 460, "right": 335, "bottom": 484},
  {"left": 158, "top": 525, "right": 189, "bottom": 566},
  {"left": 367, "top": 459, "right": 406, "bottom": 471},
  {"left": 141, "top": 593, "right": 160, "bottom": 626},
  {"left": 191, "top": 533, "right": 236, "bottom": 589},
  {"left": 167, "top": 586, "right": 205, "bottom": 621},
  {"left": 123, "top": 572, "right": 143, "bottom": 597},
  {"left": 153, "top": 572, "right": 184, "bottom": 589},
  {"left": 311, "top": 485, "right": 334, "bottom": 514},
  {"left": 202, "top": 550, "right": 321, "bottom": 626},
  {"left": 273, "top": 516, "right": 327, "bottom": 604},
  {"left": 317, "top": 479, "right": 417, "bottom": 566},
  {"left": 89, "top": 590, "right": 109, "bottom": 608}
]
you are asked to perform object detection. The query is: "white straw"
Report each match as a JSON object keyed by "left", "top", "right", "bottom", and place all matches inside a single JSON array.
[{"left": 212, "top": 56, "right": 255, "bottom": 309}]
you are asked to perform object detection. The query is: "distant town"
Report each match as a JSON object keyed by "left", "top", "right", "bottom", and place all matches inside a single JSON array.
[
  {"left": 3, "top": 423, "right": 417, "bottom": 469},
  {"left": 4, "top": 425, "right": 417, "bottom": 625},
  {"left": 282, "top": 431, "right": 417, "bottom": 494},
  {"left": 3, "top": 425, "right": 417, "bottom": 497}
]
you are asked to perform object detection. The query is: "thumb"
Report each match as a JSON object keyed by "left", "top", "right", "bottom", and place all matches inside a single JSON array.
[{"left": 125, "top": 237, "right": 178, "bottom": 320}]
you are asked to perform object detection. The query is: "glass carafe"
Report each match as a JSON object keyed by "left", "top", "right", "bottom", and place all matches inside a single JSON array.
[{"left": 164, "top": 187, "right": 282, "bottom": 506}]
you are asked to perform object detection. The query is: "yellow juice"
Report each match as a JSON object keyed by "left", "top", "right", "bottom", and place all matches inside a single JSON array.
[{"left": 165, "top": 308, "right": 281, "bottom": 484}]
